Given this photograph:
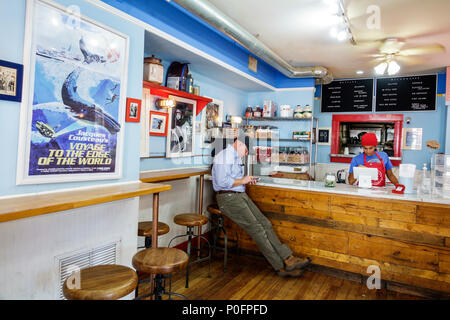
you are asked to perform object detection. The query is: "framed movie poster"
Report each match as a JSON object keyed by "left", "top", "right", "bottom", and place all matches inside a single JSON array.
[
  {"left": 166, "top": 95, "right": 196, "bottom": 157},
  {"left": 16, "top": 0, "right": 129, "bottom": 184},
  {"left": 200, "top": 98, "right": 223, "bottom": 149}
]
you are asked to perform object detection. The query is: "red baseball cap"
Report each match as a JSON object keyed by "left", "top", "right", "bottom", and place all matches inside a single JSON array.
[{"left": 361, "top": 133, "right": 378, "bottom": 146}]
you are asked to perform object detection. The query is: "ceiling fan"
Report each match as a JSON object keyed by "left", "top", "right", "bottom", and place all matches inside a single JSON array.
[{"left": 364, "top": 38, "right": 445, "bottom": 75}]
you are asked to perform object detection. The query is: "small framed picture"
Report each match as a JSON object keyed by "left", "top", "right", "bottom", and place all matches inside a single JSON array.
[
  {"left": 149, "top": 111, "right": 168, "bottom": 136},
  {"left": 317, "top": 127, "right": 331, "bottom": 145},
  {"left": 0, "top": 59, "right": 23, "bottom": 102},
  {"left": 125, "top": 98, "right": 141, "bottom": 122},
  {"left": 402, "top": 128, "right": 422, "bottom": 150}
]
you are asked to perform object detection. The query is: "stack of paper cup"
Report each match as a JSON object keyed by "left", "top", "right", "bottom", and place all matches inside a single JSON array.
[{"left": 399, "top": 164, "right": 416, "bottom": 194}]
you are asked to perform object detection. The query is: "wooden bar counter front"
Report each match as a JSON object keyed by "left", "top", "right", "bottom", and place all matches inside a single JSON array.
[{"left": 222, "top": 178, "right": 450, "bottom": 296}]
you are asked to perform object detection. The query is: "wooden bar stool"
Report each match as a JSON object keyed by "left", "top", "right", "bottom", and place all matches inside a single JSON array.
[
  {"left": 132, "top": 248, "right": 188, "bottom": 300},
  {"left": 62, "top": 264, "right": 138, "bottom": 300},
  {"left": 169, "top": 213, "right": 211, "bottom": 288},
  {"left": 207, "top": 204, "right": 239, "bottom": 273},
  {"left": 138, "top": 221, "right": 170, "bottom": 249}
]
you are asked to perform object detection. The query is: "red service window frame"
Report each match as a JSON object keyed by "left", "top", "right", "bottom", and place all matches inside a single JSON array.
[{"left": 331, "top": 114, "right": 403, "bottom": 166}]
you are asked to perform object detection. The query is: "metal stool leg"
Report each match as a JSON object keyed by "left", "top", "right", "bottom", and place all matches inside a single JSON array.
[
  {"left": 185, "top": 226, "right": 193, "bottom": 288},
  {"left": 212, "top": 223, "right": 219, "bottom": 258},
  {"left": 154, "top": 274, "right": 165, "bottom": 300},
  {"left": 222, "top": 226, "right": 228, "bottom": 273},
  {"left": 199, "top": 235, "right": 212, "bottom": 278},
  {"left": 145, "top": 236, "right": 152, "bottom": 249}
]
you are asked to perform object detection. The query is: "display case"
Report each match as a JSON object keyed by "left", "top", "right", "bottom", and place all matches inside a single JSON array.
[
  {"left": 244, "top": 116, "right": 318, "bottom": 180},
  {"left": 431, "top": 153, "right": 450, "bottom": 199}
]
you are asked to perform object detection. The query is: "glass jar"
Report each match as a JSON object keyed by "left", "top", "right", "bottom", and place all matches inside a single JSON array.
[
  {"left": 303, "top": 148, "right": 310, "bottom": 163},
  {"left": 324, "top": 172, "right": 336, "bottom": 187}
]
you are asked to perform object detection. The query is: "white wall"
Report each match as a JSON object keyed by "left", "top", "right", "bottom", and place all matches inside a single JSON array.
[{"left": 0, "top": 197, "right": 139, "bottom": 299}]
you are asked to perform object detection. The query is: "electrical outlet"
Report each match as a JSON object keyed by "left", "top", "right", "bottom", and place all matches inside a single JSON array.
[{"left": 248, "top": 55, "right": 257, "bottom": 73}]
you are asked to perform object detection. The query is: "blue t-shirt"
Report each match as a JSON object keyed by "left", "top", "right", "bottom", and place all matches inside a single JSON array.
[{"left": 349, "top": 151, "right": 393, "bottom": 174}]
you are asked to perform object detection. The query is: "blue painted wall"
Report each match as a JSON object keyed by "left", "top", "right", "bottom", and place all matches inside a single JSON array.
[
  {"left": 313, "top": 73, "right": 448, "bottom": 168},
  {"left": 0, "top": 0, "right": 144, "bottom": 196}
]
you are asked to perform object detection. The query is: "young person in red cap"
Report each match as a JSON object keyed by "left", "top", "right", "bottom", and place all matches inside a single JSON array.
[{"left": 348, "top": 132, "right": 399, "bottom": 187}]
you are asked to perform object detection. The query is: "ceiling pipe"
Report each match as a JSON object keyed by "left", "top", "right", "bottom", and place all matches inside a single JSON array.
[{"left": 170, "top": 0, "right": 334, "bottom": 84}]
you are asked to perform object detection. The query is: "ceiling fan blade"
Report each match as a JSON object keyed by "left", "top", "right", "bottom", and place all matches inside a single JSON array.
[
  {"left": 400, "top": 44, "right": 446, "bottom": 56},
  {"left": 360, "top": 53, "right": 384, "bottom": 58},
  {"left": 396, "top": 55, "right": 426, "bottom": 65}
]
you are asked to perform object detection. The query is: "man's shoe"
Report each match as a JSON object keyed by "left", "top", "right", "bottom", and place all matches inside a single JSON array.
[
  {"left": 277, "top": 268, "right": 306, "bottom": 278},
  {"left": 284, "top": 256, "right": 311, "bottom": 271}
]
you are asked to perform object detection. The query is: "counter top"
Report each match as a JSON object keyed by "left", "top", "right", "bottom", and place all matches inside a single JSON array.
[
  {"left": 140, "top": 167, "right": 211, "bottom": 183},
  {"left": 255, "top": 177, "right": 450, "bottom": 206},
  {"left": 0, "top": 182, "right": 171, "bottom": 223}
]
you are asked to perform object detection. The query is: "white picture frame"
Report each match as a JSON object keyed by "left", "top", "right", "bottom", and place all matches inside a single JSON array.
[
  {"left": 16, "top": 0, "right": 129, "bottom": 185},
  {"left": 200, "top": 98, "right": 223, "bottom": 149},
  {"left": 402, "top": 128, "right": 423, "bottom": 150},
  {"left": 166, "top": 95, "right": 196, "bottom": 158}
]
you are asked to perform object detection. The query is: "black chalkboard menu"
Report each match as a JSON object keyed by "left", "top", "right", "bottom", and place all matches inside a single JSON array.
[
  {"left": 375, "top": 75, "right": 437, "bottom": 112},
  {"left": 321, "top": 79, "right": 373, "bottom": 113}
]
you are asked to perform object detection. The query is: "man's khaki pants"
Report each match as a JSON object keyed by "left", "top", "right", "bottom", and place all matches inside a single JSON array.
[{"left": 216, "top": 192, "right": 292, "bottom": 271}]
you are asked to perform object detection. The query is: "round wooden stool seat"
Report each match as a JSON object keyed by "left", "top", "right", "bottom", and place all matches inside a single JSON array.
[
  {"left": 62, "top": 265, "right": 138, "bottom": 300},
  {"left": 174, "top": 213, "right": 209, "bottom": 227},
  {"left": 132, "top": 248, "right": 189, "bottom": 275},
  {"left": 207, "top": 204, "right": 222, "bottom": 216},
  {"left": 138, "top": 221, "right": 170, "bottom": 237}
]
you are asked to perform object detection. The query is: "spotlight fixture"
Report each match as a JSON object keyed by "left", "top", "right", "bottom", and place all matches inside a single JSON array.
[
  {"left": 156, "top": 98, "right": 176, "bottom": 109},
  {"left": 356, "top": 70, "right": 364, "bottom": 75},
  {"left": 326, "top": 0, "right": 355, "bottom": 44}
]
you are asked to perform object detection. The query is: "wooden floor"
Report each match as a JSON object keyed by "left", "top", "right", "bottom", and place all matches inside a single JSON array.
[{"left": 137, "top": 251, "right": 424, "bottom": 300}]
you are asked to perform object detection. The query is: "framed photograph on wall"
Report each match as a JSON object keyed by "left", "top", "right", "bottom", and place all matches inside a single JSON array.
[
  {"left": 317, "top": 127, "right": 331, "bottom": 145},
  {"left": 149, "top": 111, "right": 168, "bottom": 136},
  {"left": 16, "top": 0, "right": 129, "bottom": 185},
  {"left": 125, "top": 98, "right": 141, "bottom": 122},
  {"left": 402, "top": 128, "right": 422, "bottom": 150},
  {"left": 166, "top": 95, "right": 196, "bottom": 157},
  {"left": 0, "top": 59, "right": 24, "bottom": 102},
  {"left": 200, "top": 98, "right": 223, "bottom": 149}
]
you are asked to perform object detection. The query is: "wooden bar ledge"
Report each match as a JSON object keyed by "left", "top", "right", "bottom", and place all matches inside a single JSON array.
[{"left": 0, "top": 182, "right": 171, "bottom": 223}]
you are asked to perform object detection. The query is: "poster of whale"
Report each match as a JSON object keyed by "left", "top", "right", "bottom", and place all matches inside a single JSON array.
[{"left": 17, "top": 0, "right": 129, "bottom": 184}]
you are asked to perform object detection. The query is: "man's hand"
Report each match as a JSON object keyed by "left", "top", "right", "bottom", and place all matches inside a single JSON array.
[
  {"left": 233, "top": 176, "right": 257, "bottom": 187},
  {"left": 242, "top": 176, "right": 255, "bottom": 185}
]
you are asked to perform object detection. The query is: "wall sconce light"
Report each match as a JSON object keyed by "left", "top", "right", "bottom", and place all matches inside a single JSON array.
[
  {"left": 156, "top": 98, "right": 176, "bottom": 109},
  {"left": 230, "top": 116, "right": 243, "bottom": 124},
  {"left": 226, "top": 115, "right": 243, "bottom": 123}
]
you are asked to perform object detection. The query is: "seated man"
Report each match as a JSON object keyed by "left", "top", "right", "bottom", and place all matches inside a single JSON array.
[{"left": 212, "top": 134, "right": 311, "bottom": 277}]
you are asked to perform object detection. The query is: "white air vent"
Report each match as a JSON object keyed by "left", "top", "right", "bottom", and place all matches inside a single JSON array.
[{"left": 57, "top": 241, "right": 120, "bottom": 300}]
